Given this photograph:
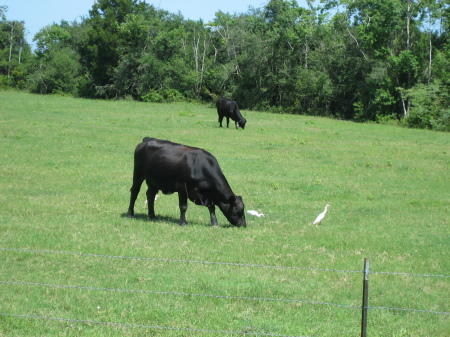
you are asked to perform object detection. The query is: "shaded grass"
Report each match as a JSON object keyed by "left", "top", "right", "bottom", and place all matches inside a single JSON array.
[{"left": 0, "top": 90, "right": 449, "bottom": 336}]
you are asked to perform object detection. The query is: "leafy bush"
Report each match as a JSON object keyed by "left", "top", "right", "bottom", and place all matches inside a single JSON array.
[
  {"left": 406, "top": 80, "right": 450, "bottom": 131},
  {"left": 141, "top": 90, "right": 165, "bottom": 103},
  {"left": 141, "top": 88, "right": 184, "bottom": 103},
  {"left": 27, "top": 48, "right": 81, "bottom": 95},
  {"left": 0, "top": 74, "right": 9, "bottom": 88}
]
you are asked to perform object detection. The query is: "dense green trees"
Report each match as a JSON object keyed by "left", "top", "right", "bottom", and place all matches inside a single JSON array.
[
  {"left": 0, "top": 0, "right": 448, "bottom": 130},
  {"left": 0, "top": 5, "right": 32, "bottom": 88}
]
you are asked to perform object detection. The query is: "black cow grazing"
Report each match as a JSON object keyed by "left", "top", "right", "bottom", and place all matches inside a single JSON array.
[
  {"left": 216, "top": 98, "right": 247, "bottom": 129},
  {"left": 127, "top": 137, "right": 246, "bottom": 227}
]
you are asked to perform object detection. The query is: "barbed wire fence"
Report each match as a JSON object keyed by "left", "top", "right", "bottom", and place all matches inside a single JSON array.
[{"left": 1, "top": 247, "right": 449, "bottom": 336}]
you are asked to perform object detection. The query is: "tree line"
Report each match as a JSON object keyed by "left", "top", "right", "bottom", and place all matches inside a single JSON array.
[{"left": 1, "top": 0, "right": 449, "bottom": 131}]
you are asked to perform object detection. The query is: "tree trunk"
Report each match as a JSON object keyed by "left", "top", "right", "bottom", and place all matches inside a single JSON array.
[
  {"left": 428, "top": 32, "right": 432, "bottom": 85},
  {"left": 403, "top": 0, "right": 414, "bottom": 118},
  {"left": 8, "top": 21, "right": 16, "bottom": 79}
]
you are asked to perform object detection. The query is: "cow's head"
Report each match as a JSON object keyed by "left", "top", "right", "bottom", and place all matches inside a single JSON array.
[
  {"left": 224, "top": 195, "right": 246, "bottom": 227},
  {"left": 238, "top": 119, "right": 247, "bottom": 129}
]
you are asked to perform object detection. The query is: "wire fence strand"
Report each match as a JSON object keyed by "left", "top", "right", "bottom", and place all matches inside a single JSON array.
[
  {"left": 2, "top": 247, "right": 449, "bottom": 278},
  {"left": 2, "top": 280, "right": 448, "bottom": 315},
  {"left": 0, "top": 280, "right": 362, "bottom": 310},
  {"left": 0, "top": 313, "right": 309, "bottom": 337},
  {"left": 1, "top": 246, "right": 449, "bottom": 336}
]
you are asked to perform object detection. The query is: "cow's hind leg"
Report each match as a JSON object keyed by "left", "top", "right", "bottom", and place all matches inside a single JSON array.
[
  {"left": 127, "top": 171, "right": 145, "bottom": 218},
  {"left": 218, "top": 115, "right": 224, "bottom": 128},
  {"left": 178, "top": 191, "right": 188, "bottom": 226},
  {"left": 146, "top": 185, "right": 158, "bottom": 219}
]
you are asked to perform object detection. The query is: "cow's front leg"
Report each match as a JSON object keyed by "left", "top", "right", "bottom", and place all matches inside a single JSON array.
[
  {"left": 235, "top": 121, "right": 239, "bottom": 129},
  {"left": 208, "top": 205, "right": 219, "bottom": 226},
  {"left": 178, "top": 191, "right": 188, "bottom": 226},
  {"left": 218, "top": 115, "right": 224, "bottom": 128},
  {"left": 226, "top": 117, "right": 230, "bottom": 128},
  {"left": 146, "top": 186, "right": 158, "bottom": 219}
]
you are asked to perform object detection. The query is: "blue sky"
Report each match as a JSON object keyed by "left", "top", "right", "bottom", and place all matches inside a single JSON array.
[{"left": 2, "top": 0, "right": 309, "bottom": 47}]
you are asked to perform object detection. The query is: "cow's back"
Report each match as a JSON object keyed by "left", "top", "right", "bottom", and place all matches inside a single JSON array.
[
  {"left": 217, "top": 98, "right": 232, "bottom": 115},
  {"left": 136, "top": 138, "right": 226, "bottom": 194}
]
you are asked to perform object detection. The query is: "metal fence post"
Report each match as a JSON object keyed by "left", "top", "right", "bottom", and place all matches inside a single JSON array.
[{"left": 361, "top": 258, "right": 370, "bottom": 337}]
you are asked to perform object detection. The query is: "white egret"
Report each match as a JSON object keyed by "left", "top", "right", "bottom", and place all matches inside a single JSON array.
[
  {"left": 247, "top": 210, "right": 264, "bottom": 217},
  {"left": 144, "top": 195, "right": 159, "bottom": 205},
  {"left": 313, "top": 204, "right": 331, "bottom": 224}
]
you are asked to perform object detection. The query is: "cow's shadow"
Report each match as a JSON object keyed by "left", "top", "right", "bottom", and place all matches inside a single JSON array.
[
  {"left": 120, "top": 213, "right": 237, "bottom": 228},
  {"left": 120, "top": 213, "right": 179, "bottom": 225}
]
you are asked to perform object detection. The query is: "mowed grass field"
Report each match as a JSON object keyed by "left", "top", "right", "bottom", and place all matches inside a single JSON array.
[{"left": 0, "top": 90, "right": 449, "bottom": 336}]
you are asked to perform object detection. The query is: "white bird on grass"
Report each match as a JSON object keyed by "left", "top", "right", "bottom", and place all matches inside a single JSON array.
[
  {"left": 247, "top": 210, "right": 265, "bottom": 217},
  {"left": 144, "top": 195, "right": 159, "bottom": 205},
  {"left": 313, "top": 204, "right": 331, "bottom": 225}
]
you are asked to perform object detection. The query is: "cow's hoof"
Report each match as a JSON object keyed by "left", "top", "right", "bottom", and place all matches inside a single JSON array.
[
  {"left": 179, "top": 222, "right": 187, "bottom": 226},
  {"left": 127, "top": 212, "right": 134, "bottom": 218}
]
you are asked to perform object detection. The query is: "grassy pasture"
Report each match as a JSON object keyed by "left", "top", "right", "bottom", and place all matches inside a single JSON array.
[{"left": 0, "top": 90, "right": 449, "bottom": 336}]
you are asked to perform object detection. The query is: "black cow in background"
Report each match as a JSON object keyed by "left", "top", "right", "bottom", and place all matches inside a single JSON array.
[
  {"left": 127, "top": 137, "right": 246, "bottom": 227},
  {"left": 216, "top": 98, "right": 247, "bottom": 129}
]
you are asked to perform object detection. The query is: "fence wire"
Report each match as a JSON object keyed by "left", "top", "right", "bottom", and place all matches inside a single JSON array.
[
  {"left": 0, "top": 313, "right": 309, "bottom": 337},
  {"left": 2, "top": 247, "right": 449, "bottom": 278},
  {"left": 1, "top": 246, "right": 449, "bottom": 336},
  {"left": 0, "top": 280, "right": 362, "bottom": 310},
  {"left": 1, "top": 280, "right": 448, "bottom": 315}
]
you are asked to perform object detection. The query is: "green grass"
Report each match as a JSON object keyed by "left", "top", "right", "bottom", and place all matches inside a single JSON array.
[{"left": 0, "top": 90, "right": 449, "bottom": 336}]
